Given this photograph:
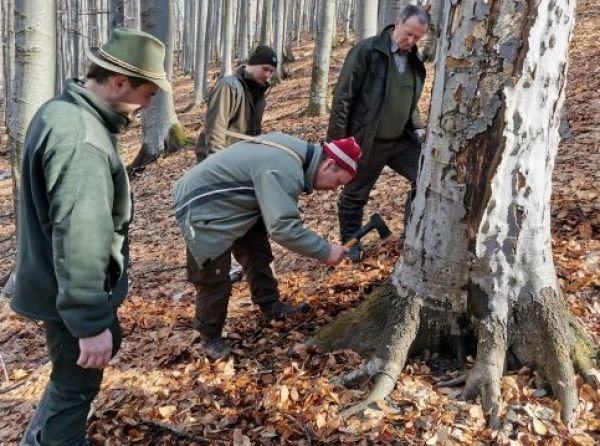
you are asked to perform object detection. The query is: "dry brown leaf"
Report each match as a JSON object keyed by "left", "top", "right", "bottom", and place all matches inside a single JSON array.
[
  {"left": 158, "top": 405, "right": 177, "bottom": 419},
  {"left": 233, "top": 428, "right": 251, "bottom": 446}
]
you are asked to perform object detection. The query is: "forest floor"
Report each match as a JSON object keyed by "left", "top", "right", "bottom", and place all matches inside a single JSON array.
[{"left": 1, "top": 2, "right": 599, "bottom": 445}]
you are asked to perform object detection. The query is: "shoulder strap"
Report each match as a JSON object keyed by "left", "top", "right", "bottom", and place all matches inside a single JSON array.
[{"left": 224, "top": 130, "right": 303, "bottom": 166}]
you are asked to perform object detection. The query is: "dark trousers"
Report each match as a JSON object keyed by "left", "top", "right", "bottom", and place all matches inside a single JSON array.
[
  {"left": 191, "top": 220, "right": 279, "bottom": 338},
  {"left": 338, "top": 136, "right": 421, "bottom": 240},
  {"left": 21, "top": 318, "right": 122, "bottom": 446}
]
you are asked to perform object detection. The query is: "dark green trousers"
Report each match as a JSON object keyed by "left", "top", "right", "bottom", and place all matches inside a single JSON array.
[
  {"left": 21, "top": 318, "right": 122, "bottom": 446},
  {"left": 338, "top": 136, "right": 420, "bottom": 241},
  {"left": 192, "top": 219, "right": 280, "bottom": 338}
]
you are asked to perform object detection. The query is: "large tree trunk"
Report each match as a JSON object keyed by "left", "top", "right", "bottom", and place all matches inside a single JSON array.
[
  {"left": 8, "top": 0, "right": 56, "bottom": 234},
  {"left": 314, "top": 0, "right": 597, "bottom": 427},
  {"left": 130, "top": 0, "right": 188, "bottom": 170},
  {"left": 305, "top": 0, "right": 334, "bottom": 116}
]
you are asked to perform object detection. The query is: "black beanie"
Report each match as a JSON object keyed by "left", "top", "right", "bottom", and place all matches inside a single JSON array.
[{"left": 248, "top": 45, "right": 277, "bottom": 67}]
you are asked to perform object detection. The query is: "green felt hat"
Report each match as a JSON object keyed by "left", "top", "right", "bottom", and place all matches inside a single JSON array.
[{"left": 85, "top": 27, "right": 171, "bottom": 93}]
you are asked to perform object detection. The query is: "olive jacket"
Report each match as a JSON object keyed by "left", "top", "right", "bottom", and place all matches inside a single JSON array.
[{"left": 11, "top": 79, "right": 132, "bottom": 339}]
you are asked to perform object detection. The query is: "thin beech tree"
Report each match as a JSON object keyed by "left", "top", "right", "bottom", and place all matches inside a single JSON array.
[{"left": 306, "top": 0, "right": 335, "bottom": 116}]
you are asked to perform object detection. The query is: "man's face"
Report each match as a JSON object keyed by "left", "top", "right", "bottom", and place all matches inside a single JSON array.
[
  {"left": 392, "top": 16, "right": 428, "bottom": 52},
  {"left": 314, "top": 159, "right": 354, "bottom": 190},
  {"left": 246, "top": 64, "right": 275, "bottom": 86},
  {"left": 111, "top": 76, "right": 159, "bottom": 115}
]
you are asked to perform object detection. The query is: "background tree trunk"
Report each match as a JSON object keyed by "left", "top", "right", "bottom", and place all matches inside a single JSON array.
[
  {"left": 193, "top": 0, "right": 209, "bottom": 104},
  {"left": 124, "top": 0, "right": 140, "bottom": 28},
  {"left": 260, "top": 0, "right": 273, "bottom": 46},
  {"left": 355, "top": 0, "right": 378, "bottom": 40},
  {"left": 8, "top": 0, "right": 57, "bottom": 234},
  {"left": 238, "top": 0, "right": 250, "bottom": 62},
  {"left": 2, "top": 0, "right": 16, "bottom": 127},
  {"left": 220, "top": 0, "right": 234, "bottom": 77},
  {"left": 109, "top": 0, "right": 125, "bottom": 29},
  {"left": 130, "top": 0, "right": 188, "bottom": 170},
  {"left": 378, "top": 0, "right": 410, "bottom": 31},
  {"left": 272, "top": 0, "right": 285, "bottom": 81},
  {"left": 315, "top": 0, "right": 597, "bottom": 427},
  {"left": 419, "top": 0, "right": 443, "bottom": 62},
  {"left": 306, "top": 0, "right": 334, "bottom": 116}
]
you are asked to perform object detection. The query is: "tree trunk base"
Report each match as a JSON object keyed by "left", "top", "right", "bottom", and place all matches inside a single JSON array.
[{"left": 315, "top": 282, "right": 598, "bottom": 425}]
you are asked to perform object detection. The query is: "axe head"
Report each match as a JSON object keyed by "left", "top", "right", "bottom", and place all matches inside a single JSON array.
[{"left": 367, "top": 213, "right": 392, "bottom": 240}]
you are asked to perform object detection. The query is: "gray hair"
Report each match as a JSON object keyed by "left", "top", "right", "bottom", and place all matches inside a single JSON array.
[{"left": 397, "top": 5, "right": 431, "bottom": 27}]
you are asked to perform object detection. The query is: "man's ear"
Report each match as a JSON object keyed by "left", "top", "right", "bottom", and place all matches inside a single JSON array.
[{"left": 110, "top": 74, "right": 129, "bottom": 91}]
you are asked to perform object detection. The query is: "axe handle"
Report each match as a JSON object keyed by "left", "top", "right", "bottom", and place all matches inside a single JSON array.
[{"left": 343, "top": 238, "right": 360, "bottom": 249}]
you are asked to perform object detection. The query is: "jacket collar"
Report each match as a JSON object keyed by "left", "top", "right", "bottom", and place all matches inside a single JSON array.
[
  {"left": 63, "top": 79, "right": 130, "bottom": 134},
  {"left": 238, "top": 66, "right": 270, "bottom": 92},
  {"left": 304, "top": 143, "right": 323, "bottom": 194}
]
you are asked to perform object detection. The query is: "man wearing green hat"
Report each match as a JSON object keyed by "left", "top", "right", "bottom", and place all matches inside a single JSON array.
[{"left": 11, "top": 28, "right": 170, "bottom": 446}]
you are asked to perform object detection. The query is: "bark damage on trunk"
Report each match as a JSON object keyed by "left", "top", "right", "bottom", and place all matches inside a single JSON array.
[{"left": 314, "top": 0, "right": 598, "bottom": 426}]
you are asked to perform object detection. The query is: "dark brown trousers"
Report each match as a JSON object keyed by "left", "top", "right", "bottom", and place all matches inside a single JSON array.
[{"left": 187, "top": 219, "right": 279, "bottom": 338}]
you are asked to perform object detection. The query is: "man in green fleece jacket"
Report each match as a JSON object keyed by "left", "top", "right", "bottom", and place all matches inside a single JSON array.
[
  {"left": 173, "top": 133, "right": 362, "bottom": 360},
  {"left": 11, "top": 29, "right": 170, "bottom": 446}
]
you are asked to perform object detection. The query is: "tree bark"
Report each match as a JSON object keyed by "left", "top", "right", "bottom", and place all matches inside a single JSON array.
[
  {"left": 378, "top": 0, "right": 410, "bottom": 31},
  {"left": 356, "top": 0, "right": 378, "bottom": 41},
  {"left": 315, "top": 0, "right": 597, "bottom": 427},
  {"left": 123, "top": 0, "right": 139, "bottom": 28},
  {"left": 306, "top": 0, "right": 334, "bottom": 116},
  {"left": 9, "top": 0, "right": 56, "bottom": 235},
  {"left": 193, "top": 0, "right": 209, "bottom": 104},
  {"left": 131, "top": 0, "right": 188, "bottom": 170},
  {"left": 238, "top": 0, "right": 250, "bottom": 62},
  {"left": 109, "top": 0, "right": 125, "bottom": 28},
  {"left": 272, "top": 0, "right": 285, "bottom": 81},
  {"left": 260, "top": 0, "right": 273, "bottom": 46},
  {"left": 220, "top": 0, "right": 234, "bottom": 76},
  {"left": 2, "top": 0, "right": 16, "bottom": 127},
  {"left": 419, "top": 0, "right": 443, "bottom": 62}
]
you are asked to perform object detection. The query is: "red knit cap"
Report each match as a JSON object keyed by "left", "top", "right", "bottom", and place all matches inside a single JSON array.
[{"left": 323, "top": 137, "right": 362, "bottom": 177}]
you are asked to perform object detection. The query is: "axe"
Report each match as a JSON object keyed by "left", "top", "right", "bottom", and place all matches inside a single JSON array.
[{"left": 343, "top": 213, "right": 391, "bottom": 248}]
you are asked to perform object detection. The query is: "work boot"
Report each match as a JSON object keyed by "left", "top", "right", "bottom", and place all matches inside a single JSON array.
[
  {"left": 338, "top": 203, "right": 364, "bottom": 263},
  {"left": 261, "top": 302, "right": 311, "bottom": 319},
  {"left": 202, "top": 336, "right": 231, "bottom": 361}
]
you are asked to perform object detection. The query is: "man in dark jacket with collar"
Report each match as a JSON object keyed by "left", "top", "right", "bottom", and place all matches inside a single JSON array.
[
  {"left": 11, "top": 28, "right": 170, "bottom": 445},
  {"left": 174, "top": 133, "right": 361, "bottom": 360},
  {"left": 327, "top": 5, "right": 431, "bottom": 262}
]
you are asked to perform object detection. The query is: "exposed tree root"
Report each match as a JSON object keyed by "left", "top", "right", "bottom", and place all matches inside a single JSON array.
[
  {"left": 317, "top": 281, "right": 598, "bottom": 425},
  {"left": 461, "top": 315, "right": 507, "bottom": 429},
  {"left": 510, "top": 288, "right": 597, "bottom": 426}
]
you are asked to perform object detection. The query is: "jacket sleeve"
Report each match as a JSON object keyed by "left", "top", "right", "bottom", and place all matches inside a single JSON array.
[
  {"left": 410, "top": 106, "right": 425, "bottom": 130},
  {"left": 253, "top": 168, "right": 331, "bottom": 261},
  {"left": 326, "top": 44, "right": 369, "bottom": 141},
  {"left": 203, "top": 79, "right": 242, "bottom": 154},
  {"left": 45, "top": 144, "right": 116, "bottom": 338}
]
